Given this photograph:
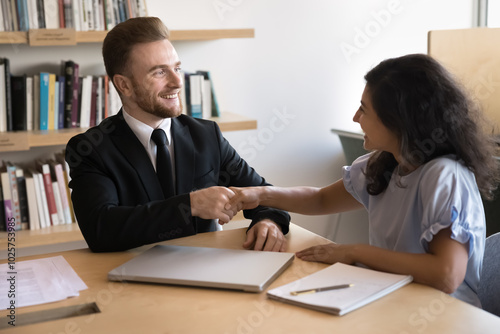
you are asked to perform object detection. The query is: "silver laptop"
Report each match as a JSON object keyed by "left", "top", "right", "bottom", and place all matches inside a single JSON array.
[{"left": 108, "top": 245, "right": 295, "bottom": 292}]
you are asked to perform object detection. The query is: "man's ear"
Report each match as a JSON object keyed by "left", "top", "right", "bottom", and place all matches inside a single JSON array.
[{"left": 113, "top": 74, "right": 133, "bottom": 97}]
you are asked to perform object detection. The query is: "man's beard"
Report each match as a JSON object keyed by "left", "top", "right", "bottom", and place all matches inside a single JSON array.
[{"left": 133, "top": 81, "right": 183, "bottom": 119}]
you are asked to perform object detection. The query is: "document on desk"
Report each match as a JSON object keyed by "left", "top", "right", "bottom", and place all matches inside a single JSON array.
[
  {"left": 0, "top": 255, "right": 87, "bottom": 309},
  {"left": 267, "top": 262, "right": 412, "bottom": 316}
]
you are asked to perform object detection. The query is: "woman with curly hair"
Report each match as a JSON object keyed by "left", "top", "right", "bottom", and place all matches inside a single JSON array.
[{"left": 226, "top": 54, "right": 499, "bottom": 307}]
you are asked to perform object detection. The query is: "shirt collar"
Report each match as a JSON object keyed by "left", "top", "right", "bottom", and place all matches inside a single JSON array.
[{"left": 122, "top": 108, "right": 173, "bottom": 152}]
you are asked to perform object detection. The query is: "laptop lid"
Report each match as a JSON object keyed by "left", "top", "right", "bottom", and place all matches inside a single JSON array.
[{"left": 108, "top": 245, "right": 295, "bottom": 292}]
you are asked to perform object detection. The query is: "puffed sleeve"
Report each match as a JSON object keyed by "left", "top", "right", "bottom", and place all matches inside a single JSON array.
[
  {"left": 418, "top": 159, "right": 485, "bottom": 256},
  {"left": 342, "top": 153, "right": 372, "bottom": 209}
]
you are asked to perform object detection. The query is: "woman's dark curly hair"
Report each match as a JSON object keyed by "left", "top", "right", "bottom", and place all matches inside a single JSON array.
[{"left": 363, "top": 54, "right": 499, "bottom": 200}]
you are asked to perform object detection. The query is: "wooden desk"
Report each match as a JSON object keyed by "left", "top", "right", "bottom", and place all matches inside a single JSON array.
[{"left": 1, "top": 224, "right": 499, "bottom": 333}]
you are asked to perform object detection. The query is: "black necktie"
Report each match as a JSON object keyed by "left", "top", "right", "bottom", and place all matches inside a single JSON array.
[{"left": 151, "top": 129, "right": 175, "bottom": 198}]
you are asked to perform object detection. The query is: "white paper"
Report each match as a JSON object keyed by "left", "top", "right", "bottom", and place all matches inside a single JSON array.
[
  {"left": 267, "top": 263, "right": 412, "bottom": 315},
  {"left": 0, "top": 256, "right": 87, "bottom": 308}
]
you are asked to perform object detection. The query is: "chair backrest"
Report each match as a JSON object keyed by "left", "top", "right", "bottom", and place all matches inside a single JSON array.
[
  {"left": 331, "top": 129, "right": 369, "bottom": 165},
  {"left": 478, "top": 232, "right": 500, "bottom": 317}
]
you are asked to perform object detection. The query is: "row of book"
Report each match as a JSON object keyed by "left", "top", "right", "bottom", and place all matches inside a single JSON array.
[
  {"left": 182, "top": 71, "right": 221, "bottom": 119},
  {"left": 0, "top": 58, "right": 121, "bottom": 132},
  {"left": 0, "top": 0, "right": 147, "bottom": 32},
  {"left": 0, "top": 151, "right": 76, "bottom": 231},
  {"left": 0, "top": 57, "right": 222, "bottom": 132}
]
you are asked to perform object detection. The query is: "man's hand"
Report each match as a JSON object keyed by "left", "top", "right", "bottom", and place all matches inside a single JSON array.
[
  {"left": 244, "top": 219, "right": 286, "bottom": 252},
  {"left": 190, "top": 187, "right": 236, "bottom": 224}
]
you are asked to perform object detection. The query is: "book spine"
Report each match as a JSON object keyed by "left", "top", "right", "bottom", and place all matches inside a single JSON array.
[
  {"left": 15, "top": 169, "right": 29, "bottom": 230},
  {"left": 41, "top": 164, "right": 58, "bottom": 226},
  {"left": 10, "top": 75, "right": 27, "bottom": 131},
  {"left": 89, "top": 76, "right": 97, "bottom": 127},
  {"left": 63, "top": 60, "right": 75, "bottom": 128},
  {"left": 7, "top": 166, "right": 21, "bottom": 230},
  {"left": 57, "top": 75, "right": 65, "bottom": 128},
  {"left": 24, "top": 173, "right": 40, "bottom": 230},
  {"left": 39, "top": 72, "right": 49, "bottom": 130},
  {"left": 0, "top": 182, "right": 5, "bottom": 231},
  {"left": 33, "top": 171, "right": 49, "bottom": 228},
  {"left": 189, "top": 74, "right": 203, "bottom": 118},
  {"left": 26, "top": 76, "right": 33, "bottom": 131},
  {"left": 36, "top": 0, "right": 45, "bottom": 28},
  {"left": 48, "top": 73, "right": 56, "bottom": 130},
  {"left": 4, "top": 58, "right": 12, "bottom": 131},
  {"left": 0, "top": 61, "right": 6, "bottom": 132},
  {"left": 1, "top": 173, "right": 13, "bottom": 230},
  {"left": 54, "top": 163, "right": 71, "bottom": 224},
  {"left": 71, "top": 64, "right": 80, "bottom": 127}
]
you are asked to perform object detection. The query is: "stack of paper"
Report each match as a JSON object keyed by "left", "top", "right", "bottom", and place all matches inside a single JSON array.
[
  {"left": 267, "top": 262, "right": 412, "bottom": 316},
  {"left": 0, "top": 256, "right": 87, "bottom": 309}
]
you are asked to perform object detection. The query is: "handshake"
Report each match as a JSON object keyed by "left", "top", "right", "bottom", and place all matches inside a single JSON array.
[{"left": 190, "top": 186, "right": 265, "bottom": 225}]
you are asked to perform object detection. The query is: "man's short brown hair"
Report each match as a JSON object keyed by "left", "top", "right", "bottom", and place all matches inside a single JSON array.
[{"left": 102, "top": 17, "right": 170, "bottom": 81}]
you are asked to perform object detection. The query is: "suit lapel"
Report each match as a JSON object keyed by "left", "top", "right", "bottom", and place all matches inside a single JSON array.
[
  {"left": 110, "top": 110, "right": 164, "bottom": 201},
  {"left": 172, "top": 117, "right": 195, "bottom": 194}
]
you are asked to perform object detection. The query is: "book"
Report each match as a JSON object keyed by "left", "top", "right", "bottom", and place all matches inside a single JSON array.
[
  {"left": 27, "top": 0, "right": 39, "bottom": 30},
  {"left": 79, "top": 75, "right": 92, "bottom": 128},
  {"left": 15, "top": 168, "right": 29, "bottom": 230},
  {"left": 50, "top": 160, "right": 71, "bottom": 224},
  {"left": 36, "top": 0, "right": 45, "bottom": 29},
  {"left": 44, "top": 0, "right": 59, "bottom": 29},
  {"left": 9, "top": 0, "right": 18, "bottom": 31},
  {"left": 0, "top": 181, "right": 5, "bottom": 231},
  {"left": 48, "top": 73, "right": 56, "bottom": 130},
  {"left": 0, "top": 59, "right": 7, "bottom": 132},
  {"left": 70, "top": 64, "right": 80, "bottom": 127},
  {"left": 54, "top": 79, "right": 59, "bottom": 129},
  {"left": 17, "top": 0, "right": 30, "bottom": 31},
  {"left": 33, "top": 74, "right": 40, "bottom": 130},
  {"left": 26, "top": 76, "right": 33, "bottom": 130},
  {"left": 39, "top": 72, "right": 50, "bottom": 130},
  {"left": 62, "top": 60, "right": 75, "bottom": 128},
  {"left": 57, "top": 75, "right": 65, "bottom": 129},
  {"left": 188, "top": 74, "right": 203, "bottom": 118},
  {"left": 0, "top": 167, "right": 13, "bottom": 230},
  {"left": 266, "top": 262, "right": 413, "bottom": 316},
  {"left": 5, "top": 164, "right": 21, "bottom": 230},
  {"left": 31, "top": 168, "right": 49, "bottom": 229},
  {"left": 24, "top": 170, "right": 40, "bottom": 230},
  {"left": 89, "top": 75, "right": 98, "bottom": 127},
  {"left": 196, "top": 71, "right": 212, "bottom": 119},
  {"left": 37, "top": 161, "right": 59, "bottom": 226},
  {"left": 196, "top": 70, "right": 220, "bottom": 117},
  {"left": 4, "top": 57, "right": 12, "bottom": 131},
  {"left": 11, "top": 74, "right": 27, "bottom": 131}
]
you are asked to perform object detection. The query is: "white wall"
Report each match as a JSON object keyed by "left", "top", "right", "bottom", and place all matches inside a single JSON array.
[
  {"left": 3, "top": 0, "right": 476, "bottom": 242},
  {"left": 148, "top": 0, "right": 475, "bottom": 242}
]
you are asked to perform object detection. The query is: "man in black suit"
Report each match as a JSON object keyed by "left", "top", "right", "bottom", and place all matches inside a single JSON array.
[{"left": 65, "top": 17, "right": 290, "bottom": 252}]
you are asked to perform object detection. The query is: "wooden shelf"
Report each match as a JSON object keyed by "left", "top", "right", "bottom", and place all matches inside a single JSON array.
[
  {"left": 0, "top": 223, "right": 83, "bottom": 249},
  {"left": 0, "top": 112, "right": 257, "bottom": 152},
  {"left": 0, "top": 28, "right": 254, "bottom": 45},
  {"left": 0, "top": 212, "right": 246, "bottom": 252}
]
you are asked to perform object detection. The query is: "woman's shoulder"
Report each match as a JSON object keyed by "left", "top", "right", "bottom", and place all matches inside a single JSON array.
[
  {"left": 418, "top": 155, "right": 476, "bottom": 190},
  {"left": 421, "top": 155, "right": 469, "bottom": 174}
]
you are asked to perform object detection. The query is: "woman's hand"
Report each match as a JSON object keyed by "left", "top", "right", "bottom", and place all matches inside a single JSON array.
[{"left": 295, "top": 243, "right": 354, "bottom": 265}]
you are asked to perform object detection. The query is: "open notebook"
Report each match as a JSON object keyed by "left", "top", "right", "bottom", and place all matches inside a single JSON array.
[
  {"left": 108, "top": 245, "right": 294, "bottom": 292},
  {"left": 267, "top": 262, "right": 412, "bottom": 315}
]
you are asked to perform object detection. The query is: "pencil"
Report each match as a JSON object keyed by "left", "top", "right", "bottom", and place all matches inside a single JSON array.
[{"left": 290, "top": 283, "right": 354, "bottom": 296}]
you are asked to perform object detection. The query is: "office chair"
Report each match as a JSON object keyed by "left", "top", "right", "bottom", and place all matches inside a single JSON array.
[
  {"left": 331, "top": 129, "right": 368, "bottom": 165},
  {"left": 478, "top": 232, "right": 500, "bottom": 317}
]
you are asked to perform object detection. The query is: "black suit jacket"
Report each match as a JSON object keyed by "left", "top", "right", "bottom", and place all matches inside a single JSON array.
[{"left": 66, "top": 111, "right": 290, "bottom": 252}]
